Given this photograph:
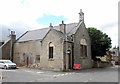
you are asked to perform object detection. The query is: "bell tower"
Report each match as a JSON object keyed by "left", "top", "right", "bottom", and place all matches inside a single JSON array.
[{"left": 79, "top": 9, "right": 84, "bottom": 22}]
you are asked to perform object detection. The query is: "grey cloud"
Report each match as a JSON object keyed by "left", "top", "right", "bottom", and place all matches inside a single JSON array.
[
  {"left": 0, "top": 21, "right": 32, "bottom": 40},
  {"left": 99, "top": 21, "right": 118, "bottom": 31}
]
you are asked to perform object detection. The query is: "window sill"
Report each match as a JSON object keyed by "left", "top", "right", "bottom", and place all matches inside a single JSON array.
[{"left": 48, "top": 58, "right": 55, "bottom": 61}]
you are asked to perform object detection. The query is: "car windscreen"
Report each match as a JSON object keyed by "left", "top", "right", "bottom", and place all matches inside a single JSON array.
[{"left": 3, "top": 60, "right": 12, "bottom": 63}]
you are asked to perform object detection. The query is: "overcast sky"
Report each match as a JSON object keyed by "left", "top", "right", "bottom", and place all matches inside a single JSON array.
[{"left": 0, "top": 0, "right": 119, "bottom": 47}]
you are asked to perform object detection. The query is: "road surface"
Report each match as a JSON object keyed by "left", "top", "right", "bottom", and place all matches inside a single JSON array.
[{"left": 0, "top": 65, "right": 119, "bottom": 82}]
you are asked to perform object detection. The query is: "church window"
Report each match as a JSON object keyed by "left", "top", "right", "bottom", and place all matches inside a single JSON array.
[
  {"left": 80, "top": 39, "right": 87, "bottom": 57},
  {"left": 81, "top": 45, "right": 87, "bottom": 57},
  {"left": 49, "top": 42, "right": 54, "bottom": 59}
]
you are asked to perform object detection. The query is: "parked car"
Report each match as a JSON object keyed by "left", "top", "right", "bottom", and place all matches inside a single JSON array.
[{"left": 0, "top": 60, "right": 16, "bottom": 69}]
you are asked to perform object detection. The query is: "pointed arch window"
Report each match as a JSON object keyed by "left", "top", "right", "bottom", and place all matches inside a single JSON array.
[{"left": 80, "top": 39, "right": 87, "bottom": 57}]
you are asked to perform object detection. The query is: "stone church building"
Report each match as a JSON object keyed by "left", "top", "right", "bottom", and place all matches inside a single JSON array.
[{"left": 13, "top": 9, "right": 93, "bottom": 71}]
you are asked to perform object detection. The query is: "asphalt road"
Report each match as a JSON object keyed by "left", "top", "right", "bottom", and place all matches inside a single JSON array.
[{"left": 0, "top": 65, "right": 119, "bottom": 82}]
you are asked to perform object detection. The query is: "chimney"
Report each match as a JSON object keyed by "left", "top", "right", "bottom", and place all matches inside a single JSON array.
[
  {"left": 10, "top": 31, "right": 16, "bottom": 42},
  {"left": 59, "top": 20, "right": 66, "bottom": 34},
  {"left": 9, "top": 31, "right": 16, "bottom": 61}
]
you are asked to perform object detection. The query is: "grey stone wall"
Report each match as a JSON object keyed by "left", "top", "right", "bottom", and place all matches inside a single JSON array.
[
  {"left": 63, "top": 42, "right": 73, "bottom": 70},
  {"left": 0, "top": 35, "right": 16, "bottom": 60},
  {"left": 13, "top": 22, "right": 93, "bottom": 70},
  {"left": 0, "top": 42, "right": 4, "bottom": 46},
  {"left": 0, "top": 39, "right": 11, "bottom": 59},
  {"left": 41, "top": 29, "right": 64, "bottom": 70},
  {"left": 74, "top": 22, "right": 92, "bottom": 69},
  {"left": 14, "top": 29, "right": 65, "bottom": 71},
  {"left": 13, "top": 40, "right": 41, "bottom": 66}
]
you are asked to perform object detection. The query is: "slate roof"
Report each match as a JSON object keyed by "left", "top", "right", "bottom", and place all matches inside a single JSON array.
[
  {"left": 17, "top": 22, "right": 81, "bottom": 42},
  {"left": 17, "top": 28, "right": 50, "bottom": 42},
  {"left": 53, "top": 23, "right": 78, "bottom": 35},
  {"left": 0, "top": 38, "right": 11, "bottom": 48}
]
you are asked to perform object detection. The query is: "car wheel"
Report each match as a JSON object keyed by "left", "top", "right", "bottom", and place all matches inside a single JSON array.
[{"left": 4, "top": 65, "right": 8, "bottom": 69}]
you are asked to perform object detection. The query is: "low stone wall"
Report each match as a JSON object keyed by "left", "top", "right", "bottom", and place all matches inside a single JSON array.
[
  {"left": 80, "top": 59, "right": 93, "bottom": 69},
  {"left": 93, "top": 61, "right": 112, "bottom": 68}
]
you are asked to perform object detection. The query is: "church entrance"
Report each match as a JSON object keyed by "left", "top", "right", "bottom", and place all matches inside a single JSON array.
[{"left": 66, "top": 48, "right": 73, "bottom": 70}]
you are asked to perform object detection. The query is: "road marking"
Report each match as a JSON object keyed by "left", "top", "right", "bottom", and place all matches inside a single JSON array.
[
  {"left": 56, "top": 74, "right": 61, "bottom": 76},
  {"left": 61, "top": 74, "right": 65, "bottom": 76},
  {"left": 53, "top": 72, "right": 75, "bottom": 77},
  {"left": 65, "top": 73, "right": 68, "bottom": 75},
  {"left": 24, "top": 70, "right": 32, "bottom": 72},
  {"left": 2, "top": 70, "right": 16, "bottom": 72},
  {"left": 53, "top": 75, "right": 56, "bottom": 77},
  {"left": 84, "top": 80, "right": 88, "bottom": 82},
  {"left": 36, "top": 72, "right": 44, "bottom": 74},
  {"left": 29, "top": 72, "right": 75, "bottom": 82},
  {"left": 84, "top": 78, "right": 92, "bottom": 82}
]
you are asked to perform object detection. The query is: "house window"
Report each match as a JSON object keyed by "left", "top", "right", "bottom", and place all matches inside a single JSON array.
[
  {"left": 80, "top": 39, "right": 87, "bottom": 57},
  {"left": 81, "top": 45, "right": 87, "bottom": 57},
  {"left": 84, "top": 45, "right": 87, "bottom": 57},
  {"left": 49, "top": 47, "right": 53, "bottom": 59},
  {"left": 81, "top": 45, "right": 84, "bottom": 56},
  {"left": 49, "top": 42, "right": 54, "bottom": 59}
]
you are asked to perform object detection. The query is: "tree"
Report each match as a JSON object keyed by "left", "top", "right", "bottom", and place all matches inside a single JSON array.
[{"left": 87, "top": 27, "right": 112, "bottom": 60}]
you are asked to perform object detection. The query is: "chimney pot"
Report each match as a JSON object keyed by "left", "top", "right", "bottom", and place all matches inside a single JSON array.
[{"left": 11, "top": 31, "right": 15, "bottom": 35}]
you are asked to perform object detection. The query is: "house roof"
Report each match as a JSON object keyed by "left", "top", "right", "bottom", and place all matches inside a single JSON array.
[
  {"left": 53, "top": 23, "right": 78, "bottom": 35},
  {"left": 0, "top": 38, "right": 11, "bottom": 48},
  {"left": 17, "top": 22, "right": 81, "bottom": 42},
  {"left": 17, "top": 28, "right": 50, "bottom": 42}
]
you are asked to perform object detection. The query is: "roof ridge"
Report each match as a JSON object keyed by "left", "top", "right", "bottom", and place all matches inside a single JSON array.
[
  {"left": 28, "top": 27, "right": 49, "bottom": 32},
  {"left": 28, "top": 23, "right": 78, "bottom": 32},
  {"left": 67, "top": 22, "right": 77, "bottom": 24}
]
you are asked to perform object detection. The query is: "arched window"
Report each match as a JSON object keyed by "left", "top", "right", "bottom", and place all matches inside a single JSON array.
[
  {"left": 80, "top": 39, "right": 87, "bottom": 57},
  {"left": 80, "top": 39, "right": 87, "bottom": 45},
  {"left": 49, "top": 42, "right": 54, "bottom": 59}
]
